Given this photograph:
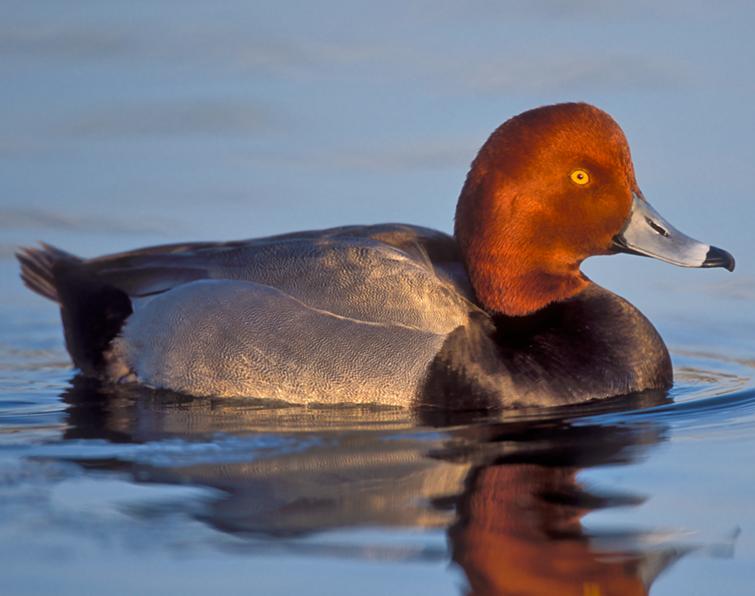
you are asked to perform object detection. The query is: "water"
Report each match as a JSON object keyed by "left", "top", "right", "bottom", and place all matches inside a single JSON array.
[{"left": 3, "top": 2, "right": 755, "bottom": 594}]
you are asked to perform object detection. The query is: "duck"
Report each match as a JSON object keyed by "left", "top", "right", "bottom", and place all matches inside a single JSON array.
[{"left": 17, "top": 102, "right": 735, "bottom": 409}]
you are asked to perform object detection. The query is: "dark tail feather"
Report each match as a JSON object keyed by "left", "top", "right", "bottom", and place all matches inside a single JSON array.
[
  {"left": 16, "top": 243, "right": 79, "bottom": 302},
  {"left": 16, "top": 244, "right": 132, "bottom": 376}
]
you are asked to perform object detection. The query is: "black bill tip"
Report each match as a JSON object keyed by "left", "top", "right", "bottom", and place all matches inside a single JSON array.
[{"left": 703, "top": 245, "right": 736, "bottom": 272}]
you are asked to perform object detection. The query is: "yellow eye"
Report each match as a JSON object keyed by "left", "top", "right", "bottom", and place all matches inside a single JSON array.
[{"left": 570, "top": 169, "right": 590, "bottom": 185}]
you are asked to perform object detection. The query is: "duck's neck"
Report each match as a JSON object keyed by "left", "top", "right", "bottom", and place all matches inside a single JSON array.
[{"left": 464, "top": 257, "right": 590, "bottom": 316}]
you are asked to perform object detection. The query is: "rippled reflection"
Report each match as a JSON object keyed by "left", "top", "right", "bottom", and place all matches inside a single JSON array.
[{"left": 54, "top": 377, "right": 689, "bottom": 594}]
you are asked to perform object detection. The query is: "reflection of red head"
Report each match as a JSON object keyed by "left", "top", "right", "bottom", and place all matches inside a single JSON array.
[
  {"left": 450, "top": 464, "right": 650, "bottom": 596},
  {"left": 455, "top": 103, "right": 638, "bottom": 316}
]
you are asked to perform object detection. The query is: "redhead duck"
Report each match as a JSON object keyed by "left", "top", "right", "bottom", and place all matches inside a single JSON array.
[{"left": 17, "top": 103, "right": 734, "bottom": 409}]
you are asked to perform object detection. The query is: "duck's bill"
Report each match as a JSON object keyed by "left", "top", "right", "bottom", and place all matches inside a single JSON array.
[{"left": 612, "top": 192, "right": 735, "bottom": 271}]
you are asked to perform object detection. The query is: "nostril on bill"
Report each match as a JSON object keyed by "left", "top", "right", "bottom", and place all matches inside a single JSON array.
[{"left": 645, "top": 217, "right": 669, "bottom": 237}]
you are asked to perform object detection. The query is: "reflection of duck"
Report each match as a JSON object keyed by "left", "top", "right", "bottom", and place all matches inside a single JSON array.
[
  {"left": 446, "top": 421, "right": 682, "bottom": 596},
  {"left": 61, "top": 380, "right": 683, "bottom": 592},
  {"left": 451, "top": 464, "right": 677, "bottom": 596},
  {"left": 18, "top": 103, "right": 734, "bottom": 407}
]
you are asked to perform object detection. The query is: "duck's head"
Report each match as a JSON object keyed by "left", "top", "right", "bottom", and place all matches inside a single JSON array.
[{"left": 455, "top": 102, "right": 735, "bottom": 317}]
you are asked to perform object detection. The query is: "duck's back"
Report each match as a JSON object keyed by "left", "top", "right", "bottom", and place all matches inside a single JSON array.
[
  {"left": 29, "top": 224, "right": 479, "bottom": 405},
  {"left": 94, "top": 224, "right": 475, "bottom": 330}
]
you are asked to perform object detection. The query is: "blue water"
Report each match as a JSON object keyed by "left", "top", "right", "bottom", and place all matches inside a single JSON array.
[{"left": 3, "top": 2, "right": 755, "bottom": 594}]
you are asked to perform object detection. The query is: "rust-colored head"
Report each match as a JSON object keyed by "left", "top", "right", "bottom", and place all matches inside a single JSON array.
[{"left": 455, "top": 102, "right": 638, "bottom": 316}]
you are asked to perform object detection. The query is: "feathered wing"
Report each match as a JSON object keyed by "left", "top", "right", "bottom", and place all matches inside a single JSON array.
[{"left": 77, "top": 224, "right": 476, "bottom": 332}]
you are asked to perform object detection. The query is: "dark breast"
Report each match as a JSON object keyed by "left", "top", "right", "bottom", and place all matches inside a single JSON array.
[{"left": 417, "top": 284, "right": 672, "bottom": 410}]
